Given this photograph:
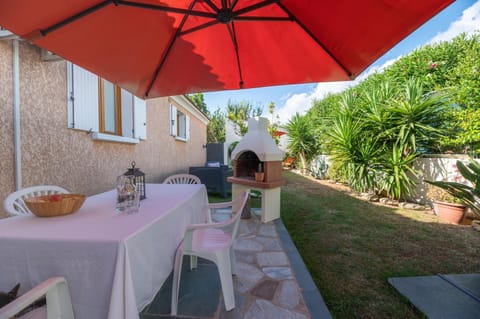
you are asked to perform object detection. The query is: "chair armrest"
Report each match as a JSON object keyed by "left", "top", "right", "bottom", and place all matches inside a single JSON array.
[
  {"left": 205, "top": 201, "right": 234, "bottom": 210},
  {"left": 202, "top": 201, "right": 236, "bottom": 222},
  {"left": 202, "top": 199, "right": 236, "bottom": 222},
  {"left": 186, "top": 221, "right": 225, "bottom": 231},
  {"left": 0, "top": 277, "right": 74, "bottom": 319},
  {"left": 205, "top": 192, "right": 244, "bottom": 210},
  {"left": 201, "top": 191, "right": 248, "bottom": 222}
]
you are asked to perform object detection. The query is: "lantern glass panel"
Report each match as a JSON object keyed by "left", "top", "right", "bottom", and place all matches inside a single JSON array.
[{"left": 123, "top": 162, "right": 146, "bottom": 200}]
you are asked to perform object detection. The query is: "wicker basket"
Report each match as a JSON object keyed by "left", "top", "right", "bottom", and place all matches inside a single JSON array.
[{"left": 25, "top": 194, "right": 86, "bottom": 217}]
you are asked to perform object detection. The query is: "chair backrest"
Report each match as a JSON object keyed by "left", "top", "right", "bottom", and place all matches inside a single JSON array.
[
  {"left": 3, "top": 185, "right": 70, "bottom": 217},
  {"left": 163, "top": 174, "right": 201, "bottom": 185},
  {"left": 0, "top": 277, "right": 74, "bottom": 319}
]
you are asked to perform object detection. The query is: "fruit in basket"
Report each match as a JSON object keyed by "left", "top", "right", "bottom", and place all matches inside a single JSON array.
[{"left": 49, "top": 194, "right": 63, "bottom": 202}]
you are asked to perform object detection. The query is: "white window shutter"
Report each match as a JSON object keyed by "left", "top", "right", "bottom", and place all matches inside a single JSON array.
[
  {"left": 134, "top": 96, "right": 147, "bottom": 140},
  {"left": 170, "top": 104, "right": 177, "bottom": 136},
  {"left": 121, "top": 89, "right": 134, "bottom": 138},
  {"left": 68, "top": 63, "right": 99, "bottom": 132},
  {"left": 186, "top": 115, "right": 190, "bottom": 141}
]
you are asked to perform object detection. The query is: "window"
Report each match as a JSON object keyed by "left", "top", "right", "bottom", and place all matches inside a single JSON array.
[
  {"left": 99, "top": 79, "right": 121, "bottom": 135},
  {"left": 67, "top": 63, "right": 147, "bottom": 143},
  {"left": 176, "top": 110, "right": 187, "bottom": 139},
  {"left": 169, "top": 104, "right": 190, "bottom": 141}
]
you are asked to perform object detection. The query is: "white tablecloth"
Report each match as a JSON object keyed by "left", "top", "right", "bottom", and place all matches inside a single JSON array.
[{"left": 0, "top": 183, "right": 208, "bottom": 319}]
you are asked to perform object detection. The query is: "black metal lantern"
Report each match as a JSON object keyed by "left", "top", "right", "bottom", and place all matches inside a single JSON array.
[{"left": 124, "top": 161, "right": 146, "bottom": 200}]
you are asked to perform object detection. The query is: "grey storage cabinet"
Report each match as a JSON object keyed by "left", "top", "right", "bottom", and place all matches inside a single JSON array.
[{"left": 189, "top": 165, "right": 233, "bottom": 198}]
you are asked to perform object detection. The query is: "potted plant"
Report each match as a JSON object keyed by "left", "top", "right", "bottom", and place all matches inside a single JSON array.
[
  {"left": 255, "top": 162, "right": 264, "bottom": 182},
  {"left": 425, "top": 158, "right": 480, "bottom": 224},
  {"left": 425, "top": 183, "right": 466, "bottom": 224}
]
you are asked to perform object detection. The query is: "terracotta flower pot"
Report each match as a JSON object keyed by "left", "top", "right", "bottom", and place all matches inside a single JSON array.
[
  {"left": 433, "top": 201, "right": 466, "bottom": 224},
  {"left": 255, "top": 172, "right": 264, "bottom": 182}
]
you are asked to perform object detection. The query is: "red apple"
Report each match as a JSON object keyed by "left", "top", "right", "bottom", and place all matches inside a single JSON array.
[{"left": 49, "top": 194, "right": 62, "bottom": 202}]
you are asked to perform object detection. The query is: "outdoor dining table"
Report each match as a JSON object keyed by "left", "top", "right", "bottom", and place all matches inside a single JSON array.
[{"left": 0, "top": 183, "right": 208, "bottom": 319}]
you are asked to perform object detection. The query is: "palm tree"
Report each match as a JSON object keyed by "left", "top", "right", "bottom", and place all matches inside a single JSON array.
[{"left": 286, "top": 113, "right": 317, "bottom": 175}]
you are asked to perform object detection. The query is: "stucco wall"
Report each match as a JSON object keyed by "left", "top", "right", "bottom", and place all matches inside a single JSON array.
[
  {"left": 0, "top": 40, "right": 15, "bottom": 218},
  {"left": 0, "top": 41, "right": 207, "bottom": 217}
]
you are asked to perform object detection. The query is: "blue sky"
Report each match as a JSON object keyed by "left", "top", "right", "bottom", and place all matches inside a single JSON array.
[{"left": 204, "top": 0, "right": 480, "bottom": 123}]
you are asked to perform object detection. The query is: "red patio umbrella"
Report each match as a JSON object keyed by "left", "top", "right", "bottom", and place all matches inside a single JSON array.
[{"left": 0, "top": 0, "right": 453, "bottom": 98}]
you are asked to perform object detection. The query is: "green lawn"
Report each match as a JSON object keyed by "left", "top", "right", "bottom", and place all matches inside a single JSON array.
[{"left": 280, "top": 170, "right": 480, "bottom": 318}]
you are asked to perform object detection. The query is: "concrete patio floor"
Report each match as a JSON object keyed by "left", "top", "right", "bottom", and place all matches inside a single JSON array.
[{"left": 141, "top": 208, "right": 331, "bottom": 319}]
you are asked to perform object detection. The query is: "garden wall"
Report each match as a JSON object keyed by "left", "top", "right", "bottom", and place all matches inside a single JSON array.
[
  {"left": 409, "top": 154, "right": 472, "bottom": 205},
  {"left": 312, "top": 154, "right": 475, "bottom": 205}
]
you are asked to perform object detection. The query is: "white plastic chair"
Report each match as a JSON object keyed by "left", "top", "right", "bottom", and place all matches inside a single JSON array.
[
  {"left": 3, "top": 186, "right": 70, "bottom": 217},
  {"left": 163, "top": 174, "right": 201, "bottom": 185},
  {"left": 171, "top": 192, "right": 249, "bottom": 315},
  {"left": 0, "top": 277, "right": 74, "bottom": 319}
]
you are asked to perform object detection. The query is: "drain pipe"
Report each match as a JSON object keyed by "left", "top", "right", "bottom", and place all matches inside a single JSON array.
[{"left": 13, "top": 39, "right": 22, "bottom": 190}]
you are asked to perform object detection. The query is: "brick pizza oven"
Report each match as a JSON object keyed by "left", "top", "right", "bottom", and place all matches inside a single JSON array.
[{"left": 228, "top": 117, "right": 285, "bottom": 222}]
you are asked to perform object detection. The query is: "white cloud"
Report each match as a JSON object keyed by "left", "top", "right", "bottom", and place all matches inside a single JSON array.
[
  {"left": 428, "top": 1, "right": 480, "bottom": 44},
  {"left": 276, "top": 54, "right": 404, "bottom": 124},
  {"left": 276, "top": 2, "right": 480, "bottom": 124},
  {"left": 276, "top": 55, "right": 412, "bottom": 124},
  {"left": 276, "top": 81, "right": 358, "bottom": 124}
]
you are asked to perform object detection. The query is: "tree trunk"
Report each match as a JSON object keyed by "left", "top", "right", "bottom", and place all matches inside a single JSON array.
[{"left": 299, "top": 151, "right": 308, "bottom": 175}]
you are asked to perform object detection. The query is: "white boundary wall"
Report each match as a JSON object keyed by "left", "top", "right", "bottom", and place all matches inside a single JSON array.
[
  {"left": 314, "top": 154, "right": 474, "bottom": 205},
  {"left": 409, "top": 154, "right": 472, "bottom": 204}
]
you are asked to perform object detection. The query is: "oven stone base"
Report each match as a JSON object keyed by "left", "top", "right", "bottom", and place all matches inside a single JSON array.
[{"left": 232, "top": 183, "right": 280, "bottom": 223}]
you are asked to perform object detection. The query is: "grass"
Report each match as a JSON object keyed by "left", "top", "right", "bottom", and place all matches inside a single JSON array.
[
  {"left": 280, "top": 170, "right": 480, "bottom": 318},
  {"left": 207, "top": 190, "right": 262, "bottom": 208}
]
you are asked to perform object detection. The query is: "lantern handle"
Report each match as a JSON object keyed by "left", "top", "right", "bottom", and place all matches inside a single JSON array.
[{"left": 131, "top": 161, "right": 136, "bottom": 169}]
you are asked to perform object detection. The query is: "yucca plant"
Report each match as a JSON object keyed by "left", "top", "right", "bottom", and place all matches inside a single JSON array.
[
  {"left": 327, "top": 113, "right": 381, "bottom": 193},
  {"left": 425, "top": 158, "right": 480, "bottom": 217},
  {"left": 386, "top": 78, "right": 447, "bottom": 154},
  {"left": 378, "top": 143, "right": 420, "bottom": 200},
  {"left": 286, "top": 113, "right": 317, "bottom": 175}
]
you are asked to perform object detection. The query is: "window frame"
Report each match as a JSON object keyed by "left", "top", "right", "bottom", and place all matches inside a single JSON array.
[
  {"left": 98, "top": 78, "right": 122, "bottom": 136},
  {"left": 169, "top": 104, "right": 190, "bottom": 142},
  {"left": 176, "top": 110, "right": 186, "bottom": 140}
]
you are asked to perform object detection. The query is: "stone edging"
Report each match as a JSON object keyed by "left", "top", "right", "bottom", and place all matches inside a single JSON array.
[
  {"left": 274, "top": 219, "right": 332, "bottom": 319},
  {"left": 350, "top": 192, "right": 430, "bottom": 211}
]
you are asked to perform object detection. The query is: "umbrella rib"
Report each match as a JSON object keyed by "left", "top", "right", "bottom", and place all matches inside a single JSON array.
[
  {"left": 202, "top": 0, "right": 220, "bottom": 13},
  {"left": 233, "top": 0, "right": 279, "bottom": 16},
  {"left": 145, "top": 0, "right": 198, "bottom": 97},
  {"left": 31, "top": 0, "right": 216, "bottom": 39},
  {"left": 234, "top": 16, "right": 292, "bottom": 22},
  {"left": 36, "top": 0, "right": 112, "bottom": 37},
  {"left": 230, "top": 0, "right": 240, "bottom": 10},
  {"left": 118, "top": 0, "right": 216, "bottom": 18},
  {"left": 180, "top": 20, "right": 221, "bottom": 36},
  {"left": 275, "top": 2, "right": 353, "bottom": 79},
  {"left": 226, "top": 23, "right": 244, "bottom": 88}
]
